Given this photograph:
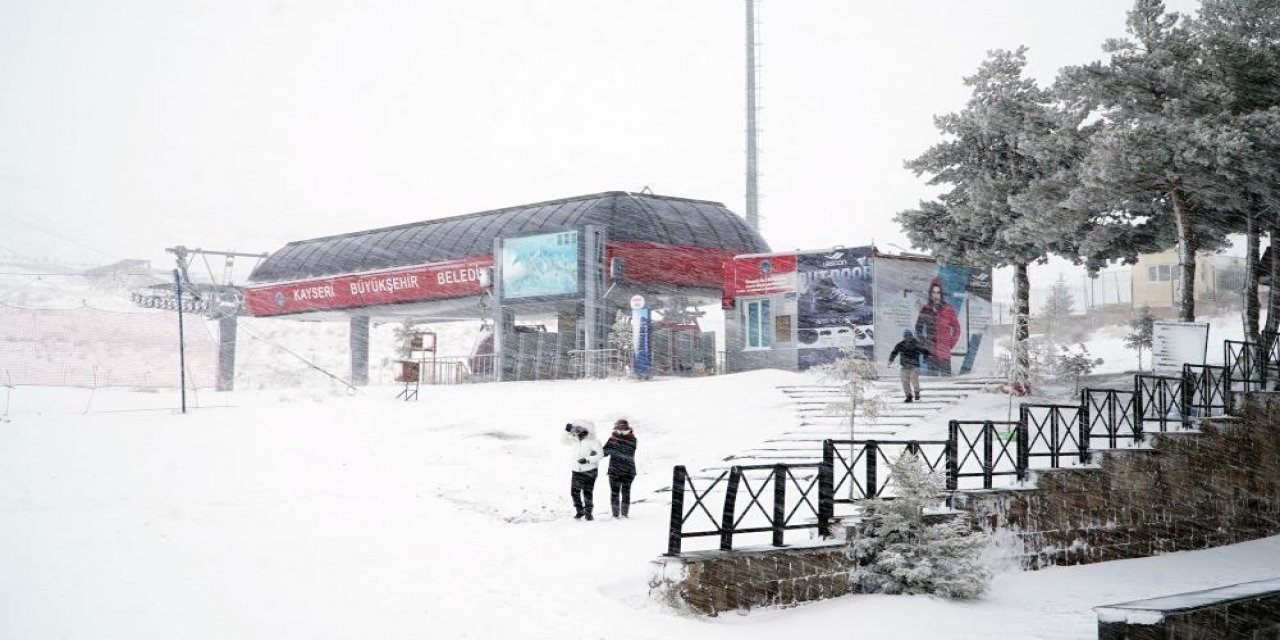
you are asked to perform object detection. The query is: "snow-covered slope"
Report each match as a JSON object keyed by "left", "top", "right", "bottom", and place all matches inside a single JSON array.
[{"left": 3, "top": 373, "right": 1279, "bottom": 640}]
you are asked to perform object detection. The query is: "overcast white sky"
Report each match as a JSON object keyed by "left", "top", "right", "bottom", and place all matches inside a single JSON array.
[{"left": 1, "top": 0, "right": 1200, "bottom": 277}]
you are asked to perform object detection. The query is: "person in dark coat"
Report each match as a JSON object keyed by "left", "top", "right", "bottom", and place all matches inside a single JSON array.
[
  {"left": 888, "top": 329, "right": 932, "bottom": 403},
  {"left": 602, "top": 419, "right": 638, "bottom": 518}
]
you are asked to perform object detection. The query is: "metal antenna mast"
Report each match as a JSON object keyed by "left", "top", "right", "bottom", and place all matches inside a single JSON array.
[{"left": 745, "top": 0, "right": 761, "bottom": 231}]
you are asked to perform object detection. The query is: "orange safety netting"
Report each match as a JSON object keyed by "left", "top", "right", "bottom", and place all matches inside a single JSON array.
[{"left": 0, "top": 303, "right": 217, "bottom": 388}]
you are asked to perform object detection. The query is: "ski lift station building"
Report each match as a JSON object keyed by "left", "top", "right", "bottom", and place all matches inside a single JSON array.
[{"left": 241, "top": 191, "right": 769, "bottom": 384}]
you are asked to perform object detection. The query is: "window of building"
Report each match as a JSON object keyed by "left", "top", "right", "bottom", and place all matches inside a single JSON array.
[
  {"left": 1148, "top": 264, "right": 1174, "bottom": 282},
  {"left": 745, "top": 299, "right": 773, "bottom": 349}
]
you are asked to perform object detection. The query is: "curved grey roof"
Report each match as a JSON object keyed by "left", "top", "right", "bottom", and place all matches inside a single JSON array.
[{"left": 249, "top": 191, "right": 769, "bottom": 283}]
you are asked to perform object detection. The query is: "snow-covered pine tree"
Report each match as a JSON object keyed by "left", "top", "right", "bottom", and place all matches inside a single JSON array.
[
  {"left": 823, "top": 350, "right": 886, "bottom": 498},
  {"left": 897, "top": 47, "right": 1084, "bottom": 393},
  {"left": 1125, "top": 307, "right": 1155, "bottom": 371},
  {"left": 1054, "top": 343, "right": 1103, "bottom": 394},
  {"left": 1041, "top": 275, "right": 1075, "bottom": 342},
  {"left": 393, "top": 318, "right": 418, "bottom": 359},
  {"left": 848, "top": 452, "right": 991, "bottom": 599},
  {"left": 1194, "top": 0, "right": 1280, "bottom": 342},
  {"left": 1060, "top": 0, "right": 1234, "bottom": 323}
]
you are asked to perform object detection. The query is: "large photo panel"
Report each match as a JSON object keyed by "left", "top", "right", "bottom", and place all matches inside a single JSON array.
[
  {"left": 874, "top": 257, "right": 992, "bottom": 376},
  {"left": 500, "top": 229, "right": 581, "bottom": 300},
  {"left": 795, "top": 247, "right": 875, "bottom": 370}
]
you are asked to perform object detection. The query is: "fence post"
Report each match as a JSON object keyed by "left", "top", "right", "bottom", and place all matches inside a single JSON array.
[
  {"left": 946, "top": 421, "right": 959, "bottom": 492},
  {"left": 772, "top": 464, "right": 786, "bottom": 547},
  {"left": 1133, "top": 375, "right": 1146, "bottom": 443},
  {"left": 1181, "top": 365, "right": 1195, "bottom": 430},
  {"left": 982, "top": 420, "right": 994, "bottom": 489},
  {"left": 1048, "top": 407, "right": 1060, "bottom": 468},
  {"left": 865, "top": 441, "right": 878, "bottom": 499},
  {"left": 1074, "top": 400, "right": 1090, "bottom": 466},
  {"left": 720, "top": 467, "right": 742, "bottom": 551},
  {"left": 1079, "top": 389, "right": 1092, "bottom": 464},
  {"left": 666, "top": 466, "right": 686, "bottom": 556},
  {"left": 1217, "top": 365, "right": 1229, "bottom": 417},
  {"left": 1224, "top": 342, "right": 1235, "bottom": 416},
  {"left": 818, "top": 440, "right": 834, "bottom": 538},
  {"left": 1016, "top": 406, "right": 1029, "bottom": 483}
]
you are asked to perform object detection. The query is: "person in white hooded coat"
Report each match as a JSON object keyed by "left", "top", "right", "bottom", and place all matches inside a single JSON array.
[{"left": 563, "top": 419, "right": 603, "bottom": 520}]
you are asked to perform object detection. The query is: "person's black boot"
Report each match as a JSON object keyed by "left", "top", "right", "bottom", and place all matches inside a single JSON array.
[
  {"left": 585, "top": 513, "right": 594, "bottom": 521},
  {"left": 914, "top": 393, "right": 921, "bottom": 401},
  {"left": 905, "top": 396, "right": 913, "bottom": 403}
]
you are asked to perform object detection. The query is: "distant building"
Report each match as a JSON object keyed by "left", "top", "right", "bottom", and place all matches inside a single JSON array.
[{"left": 1131, "top": 249, "right": 1245, "bottom": 310}]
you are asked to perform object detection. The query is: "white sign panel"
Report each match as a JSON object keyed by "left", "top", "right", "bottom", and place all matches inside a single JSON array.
[{"left": 1151, "top": 321, "right": 1209, "bottom": 374}]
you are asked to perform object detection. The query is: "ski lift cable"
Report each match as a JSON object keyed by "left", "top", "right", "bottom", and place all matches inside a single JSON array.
[{"left": 237, "top": 324, "right": 361, "bottom": 394}]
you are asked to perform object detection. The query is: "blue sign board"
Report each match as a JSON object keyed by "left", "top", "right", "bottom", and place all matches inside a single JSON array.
[
  {"left": 633, "top": 308, "right": 652, "bottom": 377},
  {"left": 500, "top": 230, "right": 580, "bottom": 299}
]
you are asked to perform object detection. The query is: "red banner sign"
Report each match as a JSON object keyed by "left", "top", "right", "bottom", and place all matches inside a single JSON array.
[
  {"left": 725, "top": 254, "right": 797, "bottom": 305},
  {"left": 244, "top": 256, "right": 493, "bottom": 316}
]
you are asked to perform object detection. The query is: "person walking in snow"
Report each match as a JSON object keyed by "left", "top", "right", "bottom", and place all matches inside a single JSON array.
[
  {"left": 602, "top": 419, "right": 638, "bottom": 518},
  {"left": 888, "top": 329, "right": 932, "bottom": 403},
  {"left": 563, "top": 419, "right": 603, "bottom": 520}
]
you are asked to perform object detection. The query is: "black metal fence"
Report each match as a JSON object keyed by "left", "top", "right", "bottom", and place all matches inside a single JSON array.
[
  {"left": 665, "top": 337, "right": 1267, "bottom": 555},
  {"left": 666, "top": 463, "right": 825, "bottom": 556}
]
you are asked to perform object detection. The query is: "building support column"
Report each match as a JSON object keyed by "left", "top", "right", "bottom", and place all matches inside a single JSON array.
[
  {"left": 350, "top": 315, "right": 370, "bottom": 386},
  {"left": 217, "top": 315, "right": 237, "bottom": 391}
]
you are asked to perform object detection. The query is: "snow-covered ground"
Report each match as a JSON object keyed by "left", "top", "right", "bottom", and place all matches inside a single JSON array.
[
  {"left": 3, "top": 372, "right": 1280, "bottom": 640},
  {"left": 4, "top": 266, "right": 1276, "bottom": 638}
]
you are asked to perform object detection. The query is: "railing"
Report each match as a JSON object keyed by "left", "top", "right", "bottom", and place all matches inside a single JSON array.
[
  {"left": 666, "top": 464, "right": 822, "bottom": 556},
  {"left": 414, "top": 355, "right": 497, "bottom": 385},
  {"left": 568, "top": 348, "right": 628, "bottom": 379},
  {"left": 1136, "top": 374, "right": 1187, "bottom": 433},
  {"left": 1083, "top": 388, "right": 1140, "bottom": 448},
  {"left": 1183, "top": 364, "right": 1228, "bottom": 419},
  {"left": 947, "top": 421, "right": 1024, "bottom": 489},
  {"left": 1225, "top": 340, "right": 1267, "bottom": 409},
  {"left": 1021, "top": 403, "right": 1088, "bottom": 467},
  {"left": 666, "top": 466, "right": 730, "bottom": 556},
  {"left": 822, "top": 439, "right": 949, "bottom": 504},
  {"left": 665, "top": 336, "right": 1279, "bottom": 555}
]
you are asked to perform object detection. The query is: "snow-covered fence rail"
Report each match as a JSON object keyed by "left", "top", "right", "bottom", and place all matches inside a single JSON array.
[
  {"left": 1083, "top": 388, "right": 1139, "bottom": 449},
  {"left": 1225, "top": 339, "right": 1267, "bottom": 405},
  {"left": 821, "top": 439, "right": 949, "bottom": 503},
  {"left": 1021, "top": 403, "right": 1088, "bottom": 468},
  {"left": 947, "top": 421, "right": 1023, "bottom": 490},
  {"left": 1136, "top": 374, "right": 1188, "bottom": 433},
  {"left": 664, "top": 338, "right": 1270, "bottom": 556},
  {"left": 665, "top": 464, "right": 823, "bottom": 556},
  {"left": 1183, "top": 364, "right": 1228, "bottom": 418}
]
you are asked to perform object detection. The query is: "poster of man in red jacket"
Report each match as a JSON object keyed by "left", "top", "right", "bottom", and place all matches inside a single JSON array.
[{"left": 915, "top": 278, "right": 961, "bottom": 375}]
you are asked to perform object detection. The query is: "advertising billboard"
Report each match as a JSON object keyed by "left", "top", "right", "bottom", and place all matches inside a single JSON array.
[
  {"left": 874, "top": 258, "right": 992, "bottom": 376},
  {"left": 796, "top": 247, "right": 875, "bottom": 370},
  {"left": 500, "top": 229, "right": 581, "bottom": 299}
]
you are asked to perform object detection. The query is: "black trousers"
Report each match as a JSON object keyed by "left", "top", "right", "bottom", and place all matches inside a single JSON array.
[
  {"left": 571, "top": 470, "right": 598, "bottom": 515},
  {"left": 609, "top": 474, "right": 635, "bottom": 517}
]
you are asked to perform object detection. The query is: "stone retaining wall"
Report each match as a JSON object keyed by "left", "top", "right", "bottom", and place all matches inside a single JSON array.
[
  {"left": 652, "top": 392, "right": 1280, "bottom": 614},
  {"left": 954, "top": 392, "right": 1280, "bottom": 568},
  {"left": 648, "top": 544, "right": 850, "bottom": 616}
]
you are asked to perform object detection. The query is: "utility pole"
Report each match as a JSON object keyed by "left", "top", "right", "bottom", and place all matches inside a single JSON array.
[
  {"left": 163, "top": 245, "right": 268, "bottom": 393},
  {"left": 745, "top": 0, "right": 760, "bottom": 232},
  {"left": 173, "top": 269, "right": 187, "bottom": 414}
]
